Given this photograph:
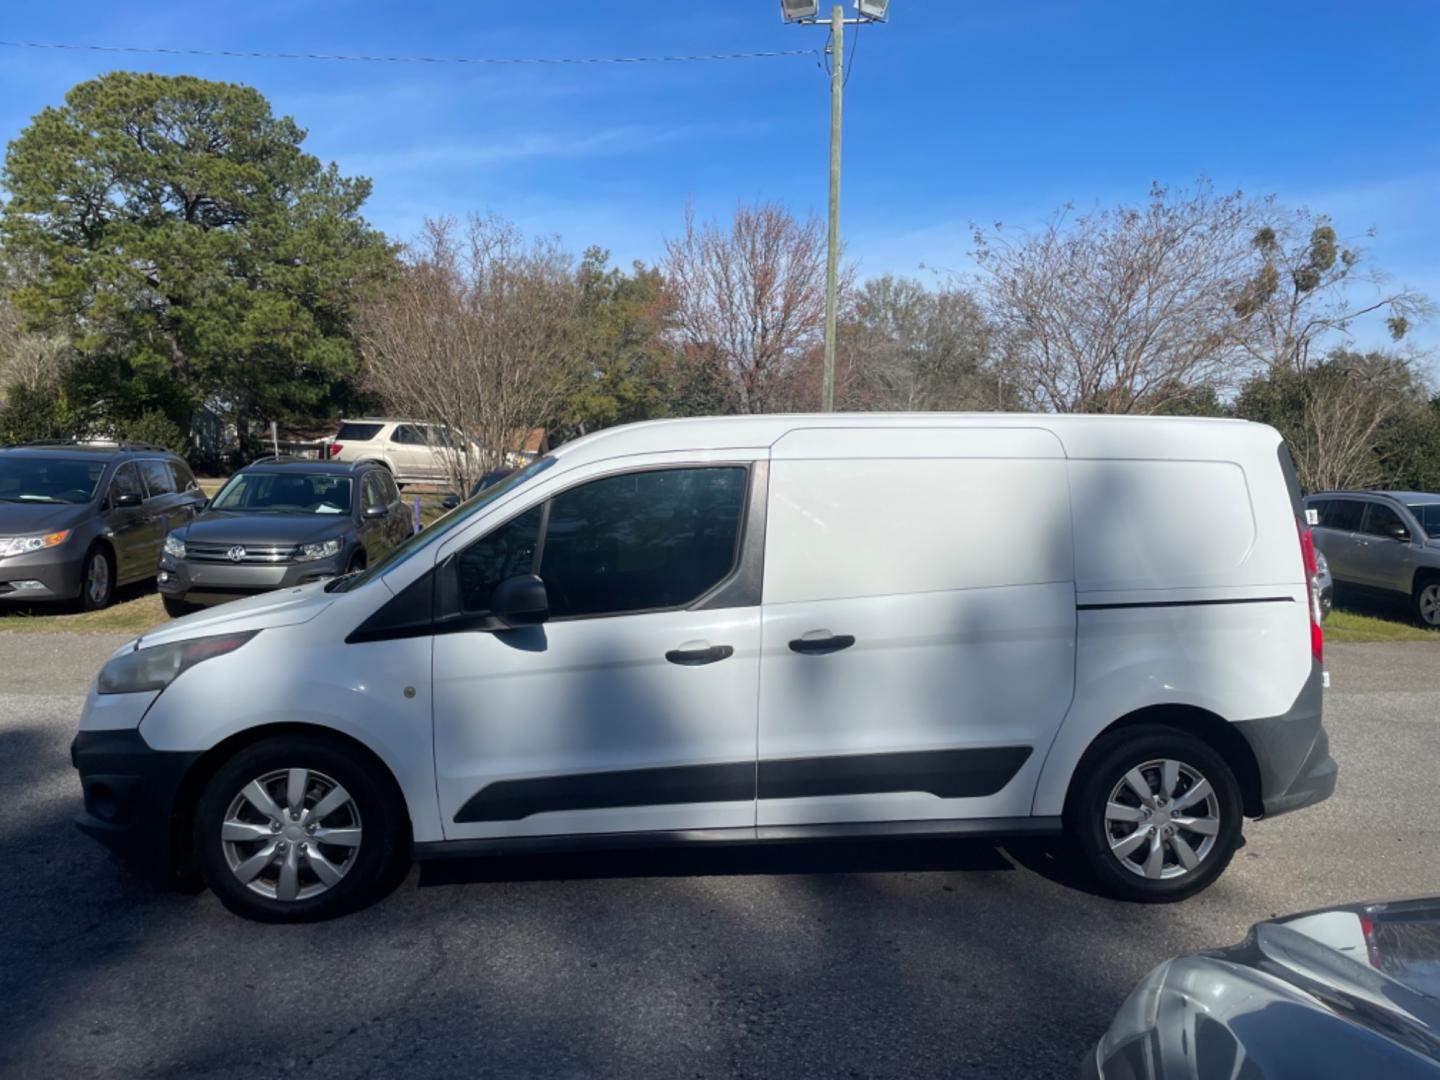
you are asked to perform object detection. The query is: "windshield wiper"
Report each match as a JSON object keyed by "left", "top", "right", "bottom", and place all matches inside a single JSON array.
[{"left": 0, "top": 495, "right": 65, "bottom": 503}]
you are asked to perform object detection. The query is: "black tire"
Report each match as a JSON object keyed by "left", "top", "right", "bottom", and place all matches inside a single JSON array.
[
  {"left": 195, "top": 735, "right": 409, "bottom": 922},
  {"left": 1412, "top": 575, "right": 1440, "bottom": 629},
  {"left": 162, "top": 595, "right": 198, "bottom": 619},
  {"left": 1066, "top": 725, "right": 1243, "bottom": 903},
  {"left": 77, "top": 544, "right": 115, "bottom": 611}
]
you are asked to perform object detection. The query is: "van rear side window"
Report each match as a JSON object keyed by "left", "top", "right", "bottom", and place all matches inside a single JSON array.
[{"left": 763, "top": 457, "right": 1073, "bottom": 605}]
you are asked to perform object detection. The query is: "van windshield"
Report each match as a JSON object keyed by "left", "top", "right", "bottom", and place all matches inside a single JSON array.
[
  {"left": 1404, "top": 502, "right": 1440, "bottom": 538},
  {"left": 326, "top": 456, "right": 556, "bottom": 592}
]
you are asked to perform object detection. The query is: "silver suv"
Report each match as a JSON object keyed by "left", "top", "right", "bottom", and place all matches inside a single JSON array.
[
  {"left": 326, "top": 418, "right": 473, "bottom": 485},
  {"left": 1305, "top": 490, "right": 1440, "bottom": 627}
]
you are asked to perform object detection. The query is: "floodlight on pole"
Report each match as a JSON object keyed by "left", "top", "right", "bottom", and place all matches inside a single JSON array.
[
  {"left": 780, "top": 0, "right": 820, "bottom": 22},
  {"left": 783, "top": 3, "right": 891, "bottom": 411}
]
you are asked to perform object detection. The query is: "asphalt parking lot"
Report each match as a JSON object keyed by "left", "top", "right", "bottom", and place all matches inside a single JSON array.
[{"left": 3, "top": 634, "right": 1439, "bottom": 1080}]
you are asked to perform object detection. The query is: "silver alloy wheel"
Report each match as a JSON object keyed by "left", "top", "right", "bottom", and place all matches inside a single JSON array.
[
  {"left": 1419, "top": 584, "right": 1440, "bottom": 627},
  {"left": 220, "top": 768, "right": 362, "bottom": 902},
  {"left": 1104, "top": 758, "right": 1220, "bottom": 880},
  {"left": 86, "top": 552, "right": 110, "bottom": 607}
]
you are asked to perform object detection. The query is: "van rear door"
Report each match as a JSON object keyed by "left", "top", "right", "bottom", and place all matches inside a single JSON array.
[{"left": 755, "top": 427, "right": 1076, "bottom": 828}]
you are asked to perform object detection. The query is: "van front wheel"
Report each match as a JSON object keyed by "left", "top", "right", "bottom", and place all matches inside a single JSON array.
[
  {"left": 1068, "top": 726, "right": 1243, "bottom": 903},
  {"left": 195, "top": 736, "right": 408, "bottom": 922}
]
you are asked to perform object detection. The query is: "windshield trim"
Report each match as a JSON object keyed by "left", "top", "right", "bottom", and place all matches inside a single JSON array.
[{"left": 327, "top": 456, "right": 557, "bottom": 593}]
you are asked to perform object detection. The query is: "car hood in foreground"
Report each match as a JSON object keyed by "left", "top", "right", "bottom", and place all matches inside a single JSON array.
[
  {"left": 138, "top": 581, "right": 340, "bottom": 648},
  {"left": 177, "top": 511, "right": 351, "bottom": 547},
  {"left": 0, "top": 500, "right": 93, "bottom": 535},
  {"left": 1095, "top": 898, "right": 1440, "bottom": 1079}
]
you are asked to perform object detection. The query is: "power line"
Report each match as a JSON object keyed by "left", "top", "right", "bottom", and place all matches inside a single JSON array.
[{"left": 0, "top": 39, "right": 818, "bottom": 67}]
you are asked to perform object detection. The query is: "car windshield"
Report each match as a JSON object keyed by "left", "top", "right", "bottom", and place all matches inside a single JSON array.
[
  {"left": 211, "top": 472, "right": 353, "bottom": 514},
  {"left": 0, "top": 456, "right": 106, "bottom": 504},
  {"left": 1403, "top": 502, "right": 1440, "bottom": 538},
  {"left": 328, "top": 455, "right": 555, "bottom": 592}
]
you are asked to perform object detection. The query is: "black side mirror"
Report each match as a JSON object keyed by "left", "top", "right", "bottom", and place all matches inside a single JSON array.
[
  {"left": 114, "top": 492, "right": 143, "bottom": 509},
  {"left": 1385, "top": 523, "right": 1411, "bottom": 542},
  {"left": 441, "top": 494, "right": 460, "bottom": 510},
  {"left": 491, "top": 574, "right": 549, "bottom": 628},
  {"left": 364, "top": 504, "right": 388, "bottom": 519}
]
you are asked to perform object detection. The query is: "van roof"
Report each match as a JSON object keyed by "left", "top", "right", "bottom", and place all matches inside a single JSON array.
[{"left": 549, "top": 412, "right": 1274, "bottom": 465}]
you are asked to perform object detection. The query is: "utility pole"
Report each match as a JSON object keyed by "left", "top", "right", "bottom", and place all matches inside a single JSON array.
[
  {"left": 821, "top": 4, "right": 843, "bottom": 413},
  {"left": 782, "top": 1, "right": 889, "bottom": 412}
]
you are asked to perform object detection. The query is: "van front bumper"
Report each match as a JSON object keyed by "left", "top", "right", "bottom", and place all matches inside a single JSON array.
[
  {"left": 0, "top": 548, "right": 84, "bottom": 602},
  {"left": 71, "top": 729, "right": 202, "bottom": 881}
]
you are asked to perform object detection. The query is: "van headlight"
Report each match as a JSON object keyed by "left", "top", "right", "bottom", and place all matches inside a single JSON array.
[
  {"left": 97, "top": 631, "right": 258, "bottom": 695},
  {"left": 295, "top": 538, "right": 343, "bottom": 562},
  {"left": 163, "top": 534, "right": 186, "bottom": 559},
  {"left": 0, "top": 530, "right": 70, "bottom": 558}
]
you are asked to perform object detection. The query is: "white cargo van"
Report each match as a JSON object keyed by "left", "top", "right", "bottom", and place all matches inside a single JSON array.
[{"left": 73, "top": 414, "right": 1334, "bottom": 921}]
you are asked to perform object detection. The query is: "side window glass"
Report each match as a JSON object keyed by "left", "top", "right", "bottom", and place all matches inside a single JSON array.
[
  {"left": 110, "top": 463, "right": 144, "bottom": 503},
  {"left": 140, "top": 459, "right": 176, "bottom": 496},
  {"left": 382, "top": 472, "right": 400, "bottom": 502},
  {"left": 455, "top": 505, "right": 544, "bottom": 613},
  {"left": 539, "top": 467, "right": 747, "bottom": 619},
  {"left": 365, "top": 473, "right": 392, "bottom": 510},
  {"left": 1326, "top": 499, "right": 1364, "bottom": 532},
  {"left": 171, "top": 460, "right": 198, "bottom": 491},
  {"left": 391, "top": 425, "right": 419, "bottom": 445},
  {"left": 1364, "top": 503, "right": 1408, "bottom": 539}
]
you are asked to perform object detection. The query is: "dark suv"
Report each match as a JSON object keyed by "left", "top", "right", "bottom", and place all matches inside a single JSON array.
[
  {"left": 0, "top": 441, "right": 205, "bottom": 610},
  {"left": 157, "top": 458, "right": 410, "bottom": 616}
]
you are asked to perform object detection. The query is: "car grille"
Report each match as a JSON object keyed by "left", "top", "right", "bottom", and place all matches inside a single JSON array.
[{"left": 184, "top": 542, "right": 295, "bottom": 564}]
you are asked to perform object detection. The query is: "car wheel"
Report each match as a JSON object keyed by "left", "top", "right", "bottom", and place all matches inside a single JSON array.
[
  {"left": 162, "top": 595, "right": 197, "bottom": 619},
  {"left": 195, "top": 736, "right": 408, "bottom": 922},
  {"left": 1413, "top": 578, "right": 1440, "bottom": 629},
  {"left": 78, "top": 545, "right": 115, "bottom": 611},
  {"left": 1068, "top": 725, "right": 1243, "bottom": 903}
]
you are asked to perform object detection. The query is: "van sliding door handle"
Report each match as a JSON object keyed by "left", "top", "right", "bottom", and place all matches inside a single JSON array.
[
  {"left": 788, "top": 634, "right": 856, "bottom": 656},
  {"left": 665, "top": 644, "right": 734, "bottom": 666}
]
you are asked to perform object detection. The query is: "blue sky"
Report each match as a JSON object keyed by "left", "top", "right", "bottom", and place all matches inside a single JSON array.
[{"left": 2, "top": 1, "right": 1437, "bottom": 349}]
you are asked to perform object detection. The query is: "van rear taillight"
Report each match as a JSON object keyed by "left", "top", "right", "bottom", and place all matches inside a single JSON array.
[
  {"left": 328, "top": 443, "right": 343, "bottom": 458},
  {"left": 1298, "top": 520, "right": 1323, "bottom": 664}
]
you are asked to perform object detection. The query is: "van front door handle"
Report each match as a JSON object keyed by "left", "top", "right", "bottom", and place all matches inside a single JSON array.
[
  {"left": 665, "top": 644, "right": 734, "bottom": 666},
  {"left": 788, "top": 633, "right": 856, "bottom": 656}
]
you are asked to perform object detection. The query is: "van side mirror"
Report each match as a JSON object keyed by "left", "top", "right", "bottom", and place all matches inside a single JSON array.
[
  {"left": 114, "top": 492, "right": 143, "bottom": 509},
  {"left": 1385, "top": 523, "right": 1411, "bottom": 542},
  {"left": 491, "top": 574, "right": 549, "bottom": 628}
]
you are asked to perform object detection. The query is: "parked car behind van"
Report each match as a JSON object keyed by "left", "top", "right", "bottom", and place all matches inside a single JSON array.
[
  {"left": 73, "top": 414, "right": 1334, "bottom": 921},
  {"left": 157, "top": 457, "right": 410, "bottom": 616},
  {"left": 1305, "top": 490, "right": 1440, "bottom": 628},
  {"left": 326, "top": 418, "right": 475, "bottom": 485},
  {"left": 0, "top": 441, "right": 204, "bottom": 610}
]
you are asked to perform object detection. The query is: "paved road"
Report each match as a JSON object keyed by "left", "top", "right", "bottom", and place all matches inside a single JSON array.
[{"left": 3, "top": 633, "right": 1439, "bottom": 1079}]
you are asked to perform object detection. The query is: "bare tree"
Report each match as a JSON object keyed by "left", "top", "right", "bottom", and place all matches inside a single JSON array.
[
  {"left": 1231, "top": 206, "right": 1434, "bottom": 373},
  {"left": 973, "top": 183, "right": 1258, "bottom": 413},
  {"left": 1237, "top": 349, "right": 1431, "bottom": 491},
  {"left": 661, "top": 202, "right": 839, "bottom": 414},
  {"left": 358, "top": 215, "right": 581, "bottom": 493},
  {"left": 840, "top": 275, "right": 1009, "bottom": 411}
]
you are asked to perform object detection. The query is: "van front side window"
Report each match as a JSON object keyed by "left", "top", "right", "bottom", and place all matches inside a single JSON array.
[{"left": 454, "top": 466, "right": 747, "bottom": 618}]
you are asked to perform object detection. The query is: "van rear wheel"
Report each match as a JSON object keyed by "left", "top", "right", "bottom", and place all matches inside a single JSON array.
[
  {"left": 1413, "top": 578, "right": 1440, "bottom": 629},
  {"left": 195, "top": 736, "right": 407, "bottom": 922},
  {"left": 1068, "top": 726, "right": 1242, "bottom": 902}
]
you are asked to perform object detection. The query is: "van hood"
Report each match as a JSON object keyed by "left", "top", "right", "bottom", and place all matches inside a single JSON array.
[
  {"left": 138, "top": 581, "right": 339, "bottom": 647},
  {"left": 0, "top": 500, "right": 92, "bottom": 535}
]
